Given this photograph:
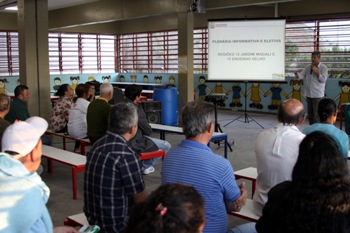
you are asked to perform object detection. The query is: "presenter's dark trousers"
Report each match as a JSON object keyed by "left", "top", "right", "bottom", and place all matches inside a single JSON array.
[{"left": 306, "top": 97, "right": 322, "bottom": 125}]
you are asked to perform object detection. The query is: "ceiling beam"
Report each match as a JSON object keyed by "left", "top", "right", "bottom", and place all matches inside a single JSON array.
[{"left": 206, "top": 0, "right": 300, "bottom": 10}]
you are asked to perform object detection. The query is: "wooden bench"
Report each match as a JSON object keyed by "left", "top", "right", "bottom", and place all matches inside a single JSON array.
[
  {"left": 62, "top": 151, "right": 166, "bottom": 227},
  {"left": 227, "top": 199, "right": 260, "bottom": 222},
  {"left": 68, "top": 200, "right": 260, "bottom": 229},
  {"left": 64, "top": 212, "right": 88, "bottom": 227},
  {"left": 234, "top": 167, "right": 257, "bottom": 198},
  {"left": 42, "top": 145, "right": 86, "bottom": 200},
  {"left": 42, "top": 144, "right": 164, "bottom": 199},
  {"left": 149, "top": 123, "right": 229, "bottom": 158},
  {"left": 45, "top": 130, "right": 92, "bottom": 155}
]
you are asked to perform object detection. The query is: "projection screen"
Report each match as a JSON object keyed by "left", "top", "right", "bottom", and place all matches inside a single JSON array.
[{"left": 208, "top": 19, "right": 286, "bottom": 81}]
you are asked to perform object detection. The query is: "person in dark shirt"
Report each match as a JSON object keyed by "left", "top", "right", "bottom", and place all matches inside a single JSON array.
[
  {"left": 86, "top": 83, "right": 113, "bottom": 144},
  {"left": 124, "top": 84, "right": 171, "bottom": 175},
  {"left": 256, "top": 131, "right": 350, "bottom": 233},
  {"left": 5, "top": 85, "right": 51, "bottom": 146},
  {"left": 5, "top": 85, "right": 30, "bottom": 123}
]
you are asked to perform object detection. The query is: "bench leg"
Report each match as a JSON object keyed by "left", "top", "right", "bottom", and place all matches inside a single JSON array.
[
  {"left": 72, "top": 167, "right": 77, "bottom": 200},
  {"left": 80, "top": 145, "right": 85, "bottom": 155},
  {"left": 252, "top": 180, "right": 256, "bottom": 198},
  {"left": 63, "top": 137, "right": 66, "bottom": 150},
  {"left": 72, "top": 165, "right": 85, "bottom": 200},
  {"left": 47, "top": 158, "right": 53, "bottom": 173}
]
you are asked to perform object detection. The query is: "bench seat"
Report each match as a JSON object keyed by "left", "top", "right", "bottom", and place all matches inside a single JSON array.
[
  {"left": 227, "top": 199, "right": 260, "bottom": 222},
  {"left": 234, "top": 167, "right": 257, "bottom": 198},
  {"left": 64, "top": 212, "right": 88, "bottom": 227},
  {"left": 45, "top": 130, "right": 92, "bottom": 155},
  {"left": 42, "top": 145, "right": 86, "bottom": 200}
]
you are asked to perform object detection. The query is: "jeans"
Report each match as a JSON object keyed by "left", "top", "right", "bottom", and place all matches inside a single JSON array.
[
  {"left": 41, "top": 135, "right": 51, "bottom": 146},
  {"left": 141, "top": 136, "right": 171, "bottom": 170},
  {"left": 228, "top": 223, "right": 257, "bottom": 233},
  {"left": 306, "top": 97, "right": 322, "bottom": 125}
]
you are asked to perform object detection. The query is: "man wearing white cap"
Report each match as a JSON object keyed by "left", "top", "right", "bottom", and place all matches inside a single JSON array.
[{"left": 0, "top": 117, "right": 77, "bottom": 233}]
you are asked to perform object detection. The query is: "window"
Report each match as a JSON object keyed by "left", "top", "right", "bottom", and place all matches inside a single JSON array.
[
  {"left": 285, "top": 19, "right": 350, "bottom": 78},
  {"left": 119, "top": 31, "right": 178, "bottom": 73},
  {"left": 1, "top": 18, "right": 350, "bottom": 77},
  {"left": 49, "top": 33, "right": 117, "bottom": 74},
  {"left": 193, "top": 28, "right": 208, "bottom": 74},
  {"left": 0, "top": 31, "right": 19, "bottom": 76}
]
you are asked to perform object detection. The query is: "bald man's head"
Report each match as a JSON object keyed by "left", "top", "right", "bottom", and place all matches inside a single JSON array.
[{"left": 277, "top": 99, "right": 305, "bottom": 126}]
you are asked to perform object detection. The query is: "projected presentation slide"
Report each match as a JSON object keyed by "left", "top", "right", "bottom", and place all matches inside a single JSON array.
[{"left": 208, "top": 19, "right": 286, "bottom": 81}]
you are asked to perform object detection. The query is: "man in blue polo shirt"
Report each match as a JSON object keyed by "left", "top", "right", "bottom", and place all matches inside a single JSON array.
[{"left": 162, "top": 101, "right": 247, "bottom": 233}]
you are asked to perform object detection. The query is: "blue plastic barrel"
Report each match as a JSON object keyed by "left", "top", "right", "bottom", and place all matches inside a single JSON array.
[{"left": 153, "top": 88, "right": 178, "bottom": 126}]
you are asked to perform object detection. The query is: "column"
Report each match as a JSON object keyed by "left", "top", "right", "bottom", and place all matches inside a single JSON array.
[
  {"left": 177, "top": 12, "right": 195, "bottom": 115},
  {"left": 17, "top": 0, "right": 51, "bottom": 120}
]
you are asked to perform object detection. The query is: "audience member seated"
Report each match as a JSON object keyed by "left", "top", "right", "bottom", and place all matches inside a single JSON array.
[
  {"left": 256, "top": 131, "right": 350, "bottom": 233},
  {"left": 49, "top": 84, "right": 74, "bottom": 133},
  {"left": 162, "top": 101, "right": 247, "bottom": 233},
  {"left": 124, "top": 84, "right": 171, "bottom": 175},
  {"left": 5, "top": 85, "right": 30, "bottom": 123},
  {"left": 67, "top": 84, "right": 90, "bottom": 153},
  {"left": 126, "top": 183, "right": 205, "bottom": 233},
  {"left": 0, "top": 117, "right": 78, "bottom": 233},
  {"left": 253, "top": 99, "right": 306, "bottom": 216},
  {"left": 0, "top": 94, "right": 10, "bottom": 151},
  {"left": 303, "top": 98, "right": 348, "bottom": 158},
  {"left": 4, "top": 85, "right": 51, "bottom": 146},
  {"left": 84, "top": 102, "right": 148, "bottom": 233},
  {"left": 85, "top": 81, "right": 96, "bottom": 102},
  {"left": 86, "top": 83, "right": 113, "bottom": 144}
]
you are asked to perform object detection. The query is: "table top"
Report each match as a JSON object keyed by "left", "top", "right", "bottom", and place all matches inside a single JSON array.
[
  {"left": 228, "top": 199, "right": 259, "bottom": 221},
  {"left": 150, "top": 123, "right": 227, "bottom": 137},
  {"left": 234, "top": 167, "right": 257, "bottom": 179}
]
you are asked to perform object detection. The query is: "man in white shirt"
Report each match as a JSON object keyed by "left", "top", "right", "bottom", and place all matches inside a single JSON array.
[
  {"left": 294, "top": 51, "right": 328, "bottom": 125},
  {"left": 253, "top": 99, "right": 306, "bottom": 216}
]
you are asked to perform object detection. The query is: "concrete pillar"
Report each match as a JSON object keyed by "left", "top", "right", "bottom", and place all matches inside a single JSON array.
[
  {"left": 177, "top": 12, "right": 194, "bottom": 116},
  {"left": 17, "top": 0, "right": 51, "bottom": 120}
]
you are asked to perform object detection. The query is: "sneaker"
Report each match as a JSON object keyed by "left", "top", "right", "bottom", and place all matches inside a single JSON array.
[
  {"left": 73, "top": 148, "right": 80, "bottom": 153},
  {"left": 143, "top": 166, "right": 155, "bottom": 175}
]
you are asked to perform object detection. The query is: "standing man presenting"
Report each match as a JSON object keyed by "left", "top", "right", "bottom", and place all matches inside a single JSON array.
[{"left": 294, "top": 51, "right": 328, "bottom": 125}]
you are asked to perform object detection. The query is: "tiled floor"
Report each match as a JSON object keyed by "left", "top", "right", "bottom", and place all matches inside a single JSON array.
[{"left": 42, "top": 108, "right": 315, "bottom": 228}]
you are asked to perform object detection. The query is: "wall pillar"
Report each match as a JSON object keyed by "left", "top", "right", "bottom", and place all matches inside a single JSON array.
[
  {"left": 17, "top": 0, "right": 51, "bottom": 120},
  {"left": 177, "top": 12, "right": 194, "bottom": 117}
]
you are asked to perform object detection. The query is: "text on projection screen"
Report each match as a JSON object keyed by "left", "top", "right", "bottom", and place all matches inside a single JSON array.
[{"left": 208, "top": 20, "right": 286, "bottom": 81}]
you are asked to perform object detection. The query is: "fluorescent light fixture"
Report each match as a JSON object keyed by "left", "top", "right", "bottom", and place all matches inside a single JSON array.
[{"left": 5, "top": 5, "right": 17, "bottom": 10}]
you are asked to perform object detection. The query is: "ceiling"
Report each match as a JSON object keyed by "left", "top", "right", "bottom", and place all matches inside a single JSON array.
[
  {"left": 0, "top": 0, "right": 302, "bottom": 13},
  {"left": 0, "top": 0, "right": 99, "bottom": 11},
  {"left": 47, "top": 0, "right": 99, "bottom": 10}
]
